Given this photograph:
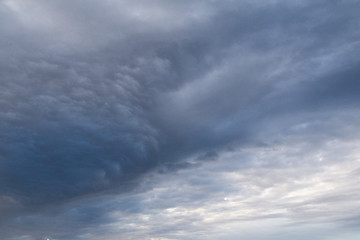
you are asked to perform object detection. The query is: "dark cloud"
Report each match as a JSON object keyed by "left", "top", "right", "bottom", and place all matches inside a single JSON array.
[{"left": 1, "top": 0, "right": 360, "bottom": 239}]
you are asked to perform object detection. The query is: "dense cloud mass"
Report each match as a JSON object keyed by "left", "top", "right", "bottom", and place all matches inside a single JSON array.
[{"left": 1, "top": 0, "right": 360, "bottom": 239}]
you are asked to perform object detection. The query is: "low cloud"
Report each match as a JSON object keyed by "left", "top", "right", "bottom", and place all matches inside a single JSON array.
[{"left": 1, "top": 0, "right": 360, "bottom": 239}]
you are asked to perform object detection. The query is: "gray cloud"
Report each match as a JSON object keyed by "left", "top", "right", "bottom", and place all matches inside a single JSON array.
[{"left": 1, "top": 0, "right": 360, "bottom": 239}]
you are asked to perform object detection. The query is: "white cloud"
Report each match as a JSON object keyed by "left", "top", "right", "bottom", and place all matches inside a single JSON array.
[{"left": 71, "top": 129, "right": 360, "bottom": 240}]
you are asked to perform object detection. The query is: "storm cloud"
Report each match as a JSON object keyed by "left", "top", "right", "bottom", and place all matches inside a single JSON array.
[{"left": 1, "top": 0, "right": 360, "bottom": 239}]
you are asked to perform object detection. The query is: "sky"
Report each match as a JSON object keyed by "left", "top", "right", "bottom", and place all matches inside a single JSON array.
[{"left": 1, "top": 0, "right": 360, "bottom": 239}]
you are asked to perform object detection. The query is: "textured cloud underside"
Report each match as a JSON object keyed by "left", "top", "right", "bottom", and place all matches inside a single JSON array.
[{"left": 1, "top": 0, "right": 360, "bottom": 239}]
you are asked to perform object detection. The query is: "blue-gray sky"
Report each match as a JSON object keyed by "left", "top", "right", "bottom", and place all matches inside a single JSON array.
[{"left": 1, "top": 0, "right": 360, "bottom": 239}]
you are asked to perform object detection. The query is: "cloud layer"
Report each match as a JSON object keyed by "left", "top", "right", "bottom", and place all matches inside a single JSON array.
[{"left": 1, "top": 0, "right": 360, "bottom": 239}]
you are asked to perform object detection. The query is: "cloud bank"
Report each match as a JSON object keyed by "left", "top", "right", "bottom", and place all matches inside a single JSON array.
[{"left": 1, "top": 0, "right": 360, "bottom": 239}]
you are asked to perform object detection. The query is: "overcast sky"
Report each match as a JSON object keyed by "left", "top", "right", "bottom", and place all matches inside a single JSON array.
[{"left": 1, "top": 0, "right": 360, "bottom": 239}]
